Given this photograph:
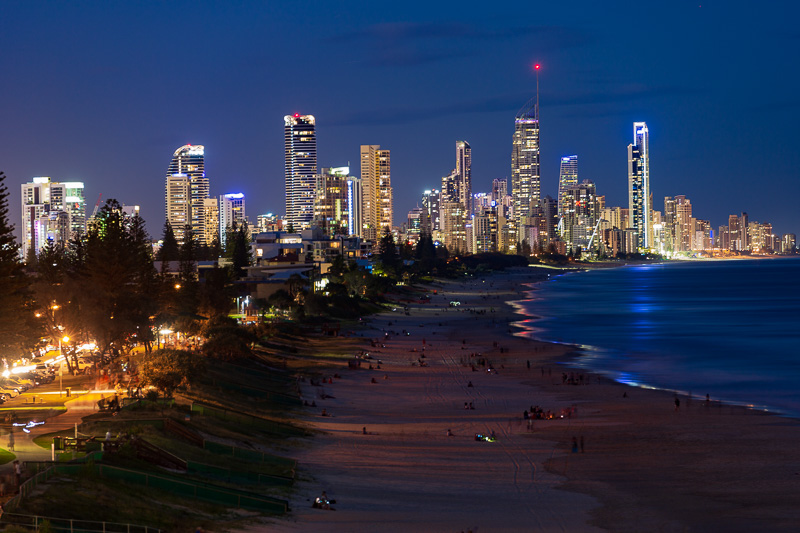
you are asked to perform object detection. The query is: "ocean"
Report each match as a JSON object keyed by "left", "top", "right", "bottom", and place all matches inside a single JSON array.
[{"left": 514, "top": 257, "right": 800, "bottom": 417}]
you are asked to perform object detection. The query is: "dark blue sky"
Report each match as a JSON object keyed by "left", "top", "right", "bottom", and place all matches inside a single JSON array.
[{"left": 2, "top": 1, "right": 798, "bottom": 240}]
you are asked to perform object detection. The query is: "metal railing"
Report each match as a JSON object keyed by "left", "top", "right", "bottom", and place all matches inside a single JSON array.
[{"left": 0, "top": 512, "right": 162, "bottom": 532}]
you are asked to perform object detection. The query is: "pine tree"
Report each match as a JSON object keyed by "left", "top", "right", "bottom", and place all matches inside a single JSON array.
[
  {"left": 156, "top": 221, "right": 179, "bottom": 264},
  {"left": 231, "top": 223, "right": 252, "bottom": 278},
  {"left": 0, "top": 172, "right": 34, "bottom": 350}
]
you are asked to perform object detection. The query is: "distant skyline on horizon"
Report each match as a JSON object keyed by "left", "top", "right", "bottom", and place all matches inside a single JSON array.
[{"left": 2, "top": 1, "right": 798, "bottom": 240}]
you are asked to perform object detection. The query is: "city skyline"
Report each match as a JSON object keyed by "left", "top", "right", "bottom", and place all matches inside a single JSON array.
[{"left": 1, "top": 2, "right": 798, "bottom": 240}]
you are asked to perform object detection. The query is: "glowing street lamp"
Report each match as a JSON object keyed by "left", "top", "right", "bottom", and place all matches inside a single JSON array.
[{"left": 59, "top": 336, "right": 69, "bottom": 397}]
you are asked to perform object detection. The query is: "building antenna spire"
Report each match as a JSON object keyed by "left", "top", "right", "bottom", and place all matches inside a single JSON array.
[{"left": 534, "top": 63, "right": 541, "bottom": 120}]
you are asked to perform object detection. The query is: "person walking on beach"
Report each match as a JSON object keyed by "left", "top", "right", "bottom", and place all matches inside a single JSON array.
[
  {"left": 571, "top": 437, "right": 579, "bottom": 453},
  {"left": 674, "top": 397, "right": 681, "bottom": 411}
]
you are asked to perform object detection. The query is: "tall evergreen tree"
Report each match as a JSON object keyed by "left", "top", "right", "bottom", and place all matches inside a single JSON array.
[
  {"left": 378, "top": 227, "right": 399, "bottom": 271},
  {"left": 231, "top": 223, "right": 252, "bottom": 278},
  {"left": 76, "top": 199, "right": 156, "bottom": 356},
  {"left": 156, "top": 221, "right": 179, "bottom": 265},
  {"left": 0, "top": 172, "right": 34, "bottom": 351}
]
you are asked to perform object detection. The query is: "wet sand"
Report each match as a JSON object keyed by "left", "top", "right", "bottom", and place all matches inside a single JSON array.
[{"left": 260, "top": 266, "right": 800, "bottom": 532}]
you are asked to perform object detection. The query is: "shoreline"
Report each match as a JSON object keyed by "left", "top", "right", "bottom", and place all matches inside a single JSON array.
[
  {"left": 259, "top": 266, "right": 800, "bottom": 532},
  {"left": 512, "top": 261, "right": 800, "bottom": 421}
]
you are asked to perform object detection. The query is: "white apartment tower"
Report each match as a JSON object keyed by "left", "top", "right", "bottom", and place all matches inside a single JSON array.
[
  {"left": 557, "top": 155, "right": 578, "bottom": 222},
  {"left": 219, "top": 193, "right": 246, "bottom": 244},
  {"left": 628, "top": 122, "right": 650, "bottom": 249},
  {"left": 21, "top": 177, "right": 86, "bottom": 259}
]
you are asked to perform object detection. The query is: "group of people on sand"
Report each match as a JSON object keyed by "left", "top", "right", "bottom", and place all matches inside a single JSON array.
[{"left": 523, "top": 405, "right": 575, "bottom": 420}]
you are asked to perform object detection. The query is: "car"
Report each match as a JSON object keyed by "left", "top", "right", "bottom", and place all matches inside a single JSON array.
[
  {"left": 9, "top": 377, "right": 34, "bottom": 390},
  {"left": 0, "top": 387, "right": 19, "bottom": 398}
]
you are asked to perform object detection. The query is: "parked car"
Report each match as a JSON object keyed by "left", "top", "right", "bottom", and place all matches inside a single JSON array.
[{"left": 0, "top": 387, "right": 19, "bottom": 398}]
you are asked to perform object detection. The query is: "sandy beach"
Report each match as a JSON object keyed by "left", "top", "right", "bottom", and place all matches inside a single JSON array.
[{"left": 260, "top": 266, "right": 800, "bottom": 533}]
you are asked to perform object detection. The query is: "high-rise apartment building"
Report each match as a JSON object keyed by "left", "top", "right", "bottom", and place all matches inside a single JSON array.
[
  {"left": 561, "top": 180, "right": 599, "bottom": 252},
  {"left": 166, "top": 144, "right": 208, "bottom": 244},
  {"left": 674, "top": 195, "right": 692, "bottom": 252},
  {"left": 220, "top": 193, "right": 246, "bottom": 245},
  {"left": 314, "top": 167, "right": 351, "bottom": 237},
  {"left": 285, "top": 114, "right": 317, "bottom": 230},
  {"left": 165, "top": 173, "right": 191, "bottom": 244},
  {"left": 455, "top": 141, "right": 472, "bottom": 214},
  {"left": 21, "top": 177, "right": 86, "bottom": 259},
  {"left": 346, "top": 176, "right": 362, "bottom": 238},
  {"left": 203, "top": 198, "right": 219, "bottom": 246},
  {"left": 628, "top": 122, "right": 650, "bottom": 250},
  {"left": 511, "top": 96, "right": 540, "bottom": 246},
  {"left": 492, "top": 178, "right": 508, "bottom": 201},
  {"left": 421, "top": 189, "right": 441, "bottom": 234},
  {"left": 360, "top": 145, "right": 391, "bottom": 240},
  {"left": 557, "top": 155, "right": 578, "bottom": 224}
]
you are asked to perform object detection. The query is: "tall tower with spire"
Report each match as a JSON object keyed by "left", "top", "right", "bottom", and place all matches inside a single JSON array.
[{"left": 511, "top": 64, "right": 541, "bottom": 247}]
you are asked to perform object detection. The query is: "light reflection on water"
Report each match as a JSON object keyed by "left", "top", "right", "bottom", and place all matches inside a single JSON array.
[{"left": 514, "top": 258, "right": 800, "bottom": 417}]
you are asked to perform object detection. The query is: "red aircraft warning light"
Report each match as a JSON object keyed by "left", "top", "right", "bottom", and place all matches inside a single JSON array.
[{"left": 534, "top": 64, "right": 540, "bottom": 70}]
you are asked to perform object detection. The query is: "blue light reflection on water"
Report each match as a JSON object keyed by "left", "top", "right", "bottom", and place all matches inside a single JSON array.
[{"left": 517, "top": 258, "right": 800, "bottom": 417}]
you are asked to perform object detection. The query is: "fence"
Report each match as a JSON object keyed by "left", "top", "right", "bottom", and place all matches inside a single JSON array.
[
  {"left": 187, "top": 461, "right": 294, "bottom": 487},
  {"left": 0, "top": 512, "right": 162, "bottom": 533},
  {"left": 190, "top": 402, "right": 307, "bottom": 437},
  {"left": 202, "top": 440, "right": 297, "bottom": 474}
]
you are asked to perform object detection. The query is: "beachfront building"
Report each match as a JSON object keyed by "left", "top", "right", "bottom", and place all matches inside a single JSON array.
[
  {"left": 21, "top": 177, "right": 86, "bottom": 260},
  {"left": 313, "top": 166, "right": 352, "bottom": 237},
  {"left": 456, "top": 141, "right": 472, "bottom": 215},
  {"left": 285, "top": 114, "right": 317, "bottom": 230},
  {"left": 557, "top": 155, "right": 578, "bottom": 226},
  {"left": 561, "top": 180, "right": 599, "bottom": 253},
  {"left": 360, "top": 145, "right": 391, "bottom": 241},
  {"left": 627, "top": 122, "right": 650, "bottom": 250},
  {"left": 220, "top": 193, "right": 247, "bottom": 243},
  {"left": 166, "top": 144, "right": 209, "bottom": 245},
  {"left": 511, "top": 96, "right": 541, "bottom": 251}
]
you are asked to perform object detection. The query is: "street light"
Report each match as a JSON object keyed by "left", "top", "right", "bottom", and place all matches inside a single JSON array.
[{"left": 59, "top": 335, "right": 69, "bottom": 397}]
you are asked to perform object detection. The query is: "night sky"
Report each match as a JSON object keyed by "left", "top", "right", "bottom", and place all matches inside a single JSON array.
[{"left": 2, "top": 1, "right": 798, "bottom": 241}]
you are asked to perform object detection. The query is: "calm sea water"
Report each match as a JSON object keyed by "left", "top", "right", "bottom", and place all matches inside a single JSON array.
[{"left": 514, "top": 258, "right": 800, "bottom": 416}]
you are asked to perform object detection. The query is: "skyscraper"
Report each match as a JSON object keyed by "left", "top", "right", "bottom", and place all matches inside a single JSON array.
[
  {"left": 21, "top": 177, "right": 86, "bottom": 259},
  {"left": 314, "top": 167, "right": 351, "bottom": 237},
  {"left": 360, "top": 145, "right": 391, "bottom": 240},
  {"left": 557, "top": 155, "right": 578, "bottom": 223},
  {"left": 219, "top": 193, "right": 246, "bottom": 245},
  {"left": 455, "top": 141, "right": 472, "bottom": 215},
  {"left": 165, "top": 173, "right": 190, "bottom": 244},
  {"left": 628, "top": 122, "right": 650, "bottom": 249},
  {"left": 511, "top": 96, "right": 540, "bottom": 246},
  {"left": 166, "top": 144, "right": 208, "bottom": 244},
  {"left": 285, "top": 114, "right": 317, "bottom": 230}
]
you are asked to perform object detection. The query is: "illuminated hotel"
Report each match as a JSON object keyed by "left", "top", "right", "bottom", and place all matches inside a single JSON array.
[
  {"left": 627, "top": 122, "right": 650, "bottom": 249},
  {"left": 285, "top": 114, "right": 317, "bottom": 230}
]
